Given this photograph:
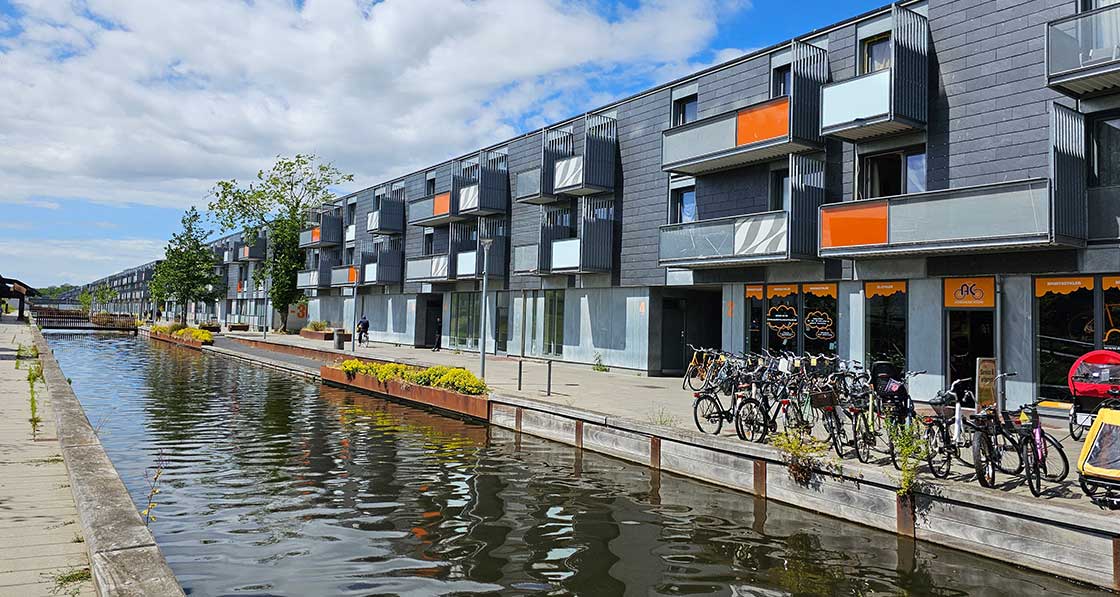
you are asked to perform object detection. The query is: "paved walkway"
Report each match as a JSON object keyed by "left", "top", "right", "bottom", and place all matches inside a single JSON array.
[
  {"left": 0, "top": 318, "right": 93, "bottom": 596},
  {"left": 221, "top": 330, "right": 1098, "bottom": 512}
]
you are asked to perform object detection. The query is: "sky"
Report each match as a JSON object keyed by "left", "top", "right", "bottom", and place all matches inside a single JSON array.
[{"left": 0, "top": 0, "right": 885, "bottom": 289}]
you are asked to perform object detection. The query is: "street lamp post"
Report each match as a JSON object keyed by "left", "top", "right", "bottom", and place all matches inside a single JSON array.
[{"left": 479, "top": 238, "right": 494, "bottom": 380}]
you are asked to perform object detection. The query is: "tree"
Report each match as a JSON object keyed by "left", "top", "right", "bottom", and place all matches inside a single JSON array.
[
  {"left": 150, "top": 207, "right": 224, "bottom": 322},
  {"left": 93, "top": 284, "right": 117, "bottom": 313},
  {"left": 77, "top": 290, "right": 93, "bottom": 314},
  {"left": 37, "top": 284, "right": 77, "bottom": 299},
  {"left": 208, "top": 154, "right": 352, "bottom": 331}
]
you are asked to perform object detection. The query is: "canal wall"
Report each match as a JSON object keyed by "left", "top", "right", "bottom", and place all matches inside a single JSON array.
[{"left": 32, "top": 328, "right": 185, "bottom": 597}]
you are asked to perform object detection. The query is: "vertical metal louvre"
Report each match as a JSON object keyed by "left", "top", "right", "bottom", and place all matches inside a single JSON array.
[
  {"left": 580, "top": 196, "right": 614, "bottom": 272},
  {"left": 790, "top": 41, "right": 828, "bottom": 146},
  {"left": 540, "top": 203, "right": 574, "bottom": 272},
  {"left": 789, "top": 153, "right": 826, "bottom": 259},
  {"left": 583, "top": 113, "right": 618, "bottom": 192},
  {"left": 1051, "top": 102, "right": 1088, "bottom": 243},
  {"left": 479, "top": 215, "right": 510, "bottom": 277},
  {"left": 891, "top": 4, "right": 929, "bottom": 127},
  {"left": 478, "top": 149, "right": 510, "bottom": 212},
  {"left": 541, "top": 128, "right": 574, "bottom": 196}
]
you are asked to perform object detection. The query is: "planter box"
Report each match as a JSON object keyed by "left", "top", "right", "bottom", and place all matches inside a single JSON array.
[
  {"left": 149, "top": 331, "right": 209, "bottom": 350},
  {"left": 199, "top": 323, "right": 221, "bottom": 332},
  {"left": 300, "top": 329, "right": 334, "bottom": 341},
  {"left": 321, "top": 366, "right": 489, "bottom": 420},
  {"left": 228, "top": 323, "right": 250, "bottom": 332}
]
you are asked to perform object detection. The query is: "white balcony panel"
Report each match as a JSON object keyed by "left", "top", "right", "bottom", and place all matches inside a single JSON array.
[
  {"left": 662, "top": 114, "right": 736, "bottom": 166},
  {"left": 364, "top": 263, "right": 378, "bottom": 283},
  {"left": 821, "top": 70, "right": 890, "bottom": 130},
  {"left": 554, "top": 156, "right": 584, "bottom": 190},
  {"left": 366, "top": 211, "right": 380, "bottom": 231},
  {"left": 457, "top": 250, "right": 477, "bottom": 277},
  {"left": 459, "top": 185, "right": 480, "bottom": 211},
  {"left": 345, "top": 224, "right": 356, "bottom": 242},
  {"left": 551, "top": 238, "right": 581, "bottom": 270}
]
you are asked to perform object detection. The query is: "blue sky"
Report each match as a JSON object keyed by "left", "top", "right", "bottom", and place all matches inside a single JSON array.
[{"left": 0, "top": 0, "right": 885, "bottom": 288}]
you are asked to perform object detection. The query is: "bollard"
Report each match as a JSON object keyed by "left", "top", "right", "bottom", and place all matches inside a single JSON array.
[
  {"left": 546, "top": 360, "right": 553, "bottom": 396},
  {"left": 517, "top": 360, "right": 523, "bottom": 391}
]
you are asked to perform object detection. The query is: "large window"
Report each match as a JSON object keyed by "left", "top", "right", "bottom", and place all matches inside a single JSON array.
[
  {"left": 745, "top": 285, "right": 764, "bottom": 354},
  {"left": 766, "top": 285, "right": 799, "bottom": 352},
  {"left": 449, "top": 292, "right": 480, "bottom": 349},
  {"left": 425, "top": 177, "right": 437, "bottom": 196},
  {"left": 495, "top": 291, "right": 510, "bottom": 353},
  {"left": 670, "top": 186, "right": 697, "bottom": 224},
  {"left": 1036, "top": 278, "right": 1097, "bottom": 400},
  {"left": 861, "top": 147, "right": 926, "bottom": 198},
  {"left": 865, "top": 281, "right": 907, "bottom": 369},
  {"left": 673, "top": 94, "right": 698, "bottom": 126},
  {"left": 742, "top": 283, "right": 838, "bottom": 355},
  {"left": 803, "top": 284, "right": 838, "bottom": 356},
  {"left": 861, "top": 33, "right": 891, "bottom": 74},
  {"left": 544, "top": 290, "right": 565, "bottom": 356}
]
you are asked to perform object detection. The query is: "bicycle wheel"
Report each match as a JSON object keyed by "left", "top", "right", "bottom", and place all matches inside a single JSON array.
[
  {"left": 693, "top": 395, "right": 723, "bottom": 435},
  {"left": 1023, "top": 435, "right": 1042, "bottom": 497},
  {"left": 1069, "top": 409, "right": 1085, "bottom": 442},
  {"left": 685, "top": 363, "right": 704, "bottom": 391},
  {"left": 1041, "top": 432, "right": 1070, "bottom": 483},
  {"left": 993, "top": 432, "right": 1023, "bottom": 476},
  {"left": 823, "top": 409, "right": 847, "bottom": 458},
  {"left": 925, "top": 420, "right": 952, "bottom": 479},
  {"left": 972, "top": 433, "right": 996, "bottom": 488},
  {"left": 852, "top": 415, "right": 872, "bottom": 464},
  {"left": 735, "top": 398, "right": 766, "bottom": 442}
]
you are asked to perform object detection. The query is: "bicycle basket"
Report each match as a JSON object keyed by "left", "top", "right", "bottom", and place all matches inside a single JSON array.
[{"left": 809, "top": 388, "right": 838, "bottom": 409}]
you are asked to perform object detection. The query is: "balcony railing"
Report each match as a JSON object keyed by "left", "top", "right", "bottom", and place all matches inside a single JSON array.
[
  {"left": 456, "top": 150, "right": 509, "bottom": 216},
  {"left": 554, "top": 113, "right": 617, "bottom": 196},
  {"left": 298, "top": 214, "right": 343, "bottom": 247},
  {"left": 238, "top": 238, "right": 265, "bottom": 261},
  {"left": 662, "top": 42, "right": 827, "bottom": 175},
  {"left": 408, "top": 192, "right": 460, "bottom": 226},
  {"left": 360, "top": 240, "right": 403, "bottom": 285},
  {"left": 405, "top": 254, "right": 451, "bottom": 282},
  {"left": 297, "top": 259, "right": 337, "bottom": 289},
  {"left": 818, "top": 178, "right": 1087, "bottom": 258},
  {"left": 223, "top": 248, "right": 236, "bottom": 264},
  {"left": 820, "top": 5, "right": 928, "bottom": 141},
  {"left": 1047, "top": 3, "right": 1120, "bottom": 98},
  {"left": 512, "top": 244, "right": 541, "bottom": 275},
  {"left": 329, "top": 265, "right": 359, "bottom": 287}
]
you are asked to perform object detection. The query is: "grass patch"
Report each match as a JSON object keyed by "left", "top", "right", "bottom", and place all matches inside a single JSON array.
[{"left": 48, "top": 566, "right": 90, "bottom": 596}]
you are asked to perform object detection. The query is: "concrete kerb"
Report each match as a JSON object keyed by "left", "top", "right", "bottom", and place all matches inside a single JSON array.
[
  {"left": 32, "top": 328, "right": 184, "bottom": 597},
  {"left": 202, "top": 345, "right": 320, "bottom": 381}
]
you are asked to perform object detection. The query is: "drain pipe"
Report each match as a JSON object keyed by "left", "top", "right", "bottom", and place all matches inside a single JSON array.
[{"left": 995, "top": 274, "right": 1004, "bottom": 414}]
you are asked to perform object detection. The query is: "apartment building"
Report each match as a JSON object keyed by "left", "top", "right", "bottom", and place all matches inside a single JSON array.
[
  {"left": 74, "top": 260, "right": 161, "bottom": 316},
  {"left": 85, "top": 0, "right": 1120, "bottom": 408}
]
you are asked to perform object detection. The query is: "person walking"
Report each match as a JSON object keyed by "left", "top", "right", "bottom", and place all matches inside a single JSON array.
[{"left": 432, "top": 315, "right": 442, "bottom": 352}]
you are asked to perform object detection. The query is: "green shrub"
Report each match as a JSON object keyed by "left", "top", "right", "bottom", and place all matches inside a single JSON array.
[
  {"left": 173, "top": 327, "right": 214, "bottom": 344},
  {"left": 304, "top": 320, "right": 330, "bottom": 332},
  {"left": 150, "top": 324, "right": 170, "bottom": 335},
  {"left": 433, "top": 368, "right": 487, "bottom": 395},
  {"left": 168, "top": 322, "right": 187, "bottom": 334},
  {"left": 334, "top": 360, "right": 486, "bottom": 395},
  {"left": 408, "top": 365, "right": 450, "bottom": 386}
]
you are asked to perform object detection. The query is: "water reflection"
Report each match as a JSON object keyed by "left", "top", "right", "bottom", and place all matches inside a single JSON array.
[{"left": 47, "top": 333, "right": 1104, "bottom": 596}]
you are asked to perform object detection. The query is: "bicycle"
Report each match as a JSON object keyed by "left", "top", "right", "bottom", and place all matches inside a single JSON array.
[
  {"left": 968, "top": 373, "right": 1025, "bottom": 487},
  {"left": 692, "top": 351, "right": 750, "bottom": 435},
  {"left": 684, "top": 345, "right": 722, "bottom": 391},
  {"left": 1001, "top": 401, "right": 1070, "bottom": 496},
  {"left": 923, "top": 378, "right": 975, "bottom": 479}
]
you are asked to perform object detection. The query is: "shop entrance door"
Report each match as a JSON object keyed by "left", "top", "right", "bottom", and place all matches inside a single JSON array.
[{"left": 946, "top": 310, "right": 994, "bottom": 400}]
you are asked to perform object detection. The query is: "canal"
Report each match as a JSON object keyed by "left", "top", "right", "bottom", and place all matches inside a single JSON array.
[{"left": 46, "top": 333, "right": 1105, "bottom": 596}]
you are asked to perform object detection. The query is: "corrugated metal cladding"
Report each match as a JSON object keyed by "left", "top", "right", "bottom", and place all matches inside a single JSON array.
[
  {"left": 892, "top": 5, "right": 929, "bottom": 127},
  {"left": 543, "top": 128, "right": 574, "bottom": 196},
  {"left": 582, "top": 113, "right": 618, "bottom": 192},
  {"left": 580, "top": 196, "right": 614, "bottom": 273},
  {"left": 789, "top": 153, "right": 825, "bottom": 259},
  {"left": 790, "top": 41, "right": 827, "bottom": 146},
  {"left": 1050, "top": 102, "right": 1087, "bottom": 244}
]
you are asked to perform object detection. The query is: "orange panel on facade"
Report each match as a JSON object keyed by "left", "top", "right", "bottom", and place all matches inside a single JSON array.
[
  {"left": 348, "top": 267, "right": 357, "bottom": 283},
  {"left": 803, "top": 283, "right": 837, "bottom": 299},
  {"left": 736, "top": 97, "right": 789, "bottom": 146},
  {"left": 865, "top": 281, "right": 906, "bottom": 298},
  {"left": 744, "top": 285, "right": 764, "bottom": 300},
  {"left": 943, "top": 277, "right": 995, "bottom": 308},
  {"left": 311, "top": 227, "right": 321, "bottom": 242},
  {"left": 767, "top": 284, "right": 797, "bottom": 299},
  {"left": 1035, "top": 277, "right": 1094, "bottom": 297},
  {"left": 820, "top": 201, "right": 888, "bottom": 248},
  {"left": 433, "top": 192, "right": 451, "bottom": 216}
]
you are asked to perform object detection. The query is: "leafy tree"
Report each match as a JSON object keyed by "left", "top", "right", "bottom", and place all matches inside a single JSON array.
[
  {"left": 208, "top": 154, "right": 352, "bottom": 331},
  {"left": 93, "top": 284, "right": 117, "bottom": 312},
  {"left": 37, "top": 284, "right": 77, "bottom": 299},
  {"left": 77, "top": 290, "right": 93, "bottom": 314},
  {"left": 150, "top": 207, "right": 224, "bottom": 322}
]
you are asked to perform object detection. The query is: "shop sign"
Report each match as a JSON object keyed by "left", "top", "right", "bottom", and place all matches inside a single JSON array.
[
  {"left": 1104, "top": 276, "right": 1120, "bottom": 291},
  {"left": 865, "top": 281, "right": 906, "bottom": 298},
  {"left": 745, "top": 285, "right": 764, "bottom": 300},
  {"left": 943, "top": 277, "right": 995, "bottom": 308},
  {"left": 804, "top": 310, "right": 835, "bottom": 341},
  {"left": 767, "top": 284, "right": 797, "bottom": 299},
  {"left": 1035, "top": 277, "right": 1094, "bottom": 297},
  {"left": 803, "top": 283, "right": 837, "bottom": 298},
  {"left": 975, "top": 357, "right": 998, "bottom": 409},
  {"left": 766, "top": 304, "right": 798, "bottom": 340}
]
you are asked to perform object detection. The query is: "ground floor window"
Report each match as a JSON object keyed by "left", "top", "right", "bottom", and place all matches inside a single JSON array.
[
  {"left": 495, "top": 291, "right": 510, "bottom": 353},
  {"left": 544, "top": 290, "right": 565, "bottom": 356},
  {"left": 1036, "top": 277, "right": 1097, "bottom": 401},
  {"left": 865, "top": 281, "right": 907, "bottom": 369},
  {"left": 742, "top": 283, "right": 838, "bottom": 355},
  {"left": 449, "top": 292, "right": 480, "bottom": 349}
]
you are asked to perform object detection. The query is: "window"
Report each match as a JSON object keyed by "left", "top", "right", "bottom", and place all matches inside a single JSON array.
[
  {"left": 544, "top": 290, "right": 565, "bottom": 356},
  {"left": 495, "top": 291, "right": 510, "bottom": 353},
  {"left": 772, "top": 65, "right": 792, "bottom": 98},
  {"left": 865, "top": 281, "right": 907, "bottom": 369},
  {"left": 426, "top": 177, "right": 437, "bottom": 196},
  {"left": 449, "top": 292, "right": 480, "bottom": 349},
  {"left": 423, "top": 229, "right": 434, "bottom": 255},
  {"left": 673, "top": 94, "right": 698, "bottom": 126},
  {"left": 744, "top": 286, "right": 764, "bottom": 354},
  {"left": 1085, "top": 0, "right": 1120, "bottom": 9},
  {"left": 861, "top": 33, "right": 891, "bottom": 74},
  {"left": 345, "top": 247, "right": 354, "bottom": 265},
  {"left": 861, "top": 147, "right": 926, "bottom": 198},
  {"left": 1036, "top": 278, "right": 1095, "bottom": 400},
  {"left": 1092, "top": 116, "right": 1120, "bottom": 188},
  {"left": 766, "top": 286, "right": 799, "bottom": 351},
  {"left": 347, "top": 202, "right": 357, "bottom": 225},
  {"left": 769, "top": 168, "right": 791, "bottom": 211},
  {"left": 670, "top": 186, "right": 697, "bottom": 224},
  {"left": 803, "top": 284, "right": 838, "bottom": 356}
]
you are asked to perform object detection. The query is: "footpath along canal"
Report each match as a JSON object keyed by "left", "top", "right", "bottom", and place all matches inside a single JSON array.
[{"left": 43, "top": 332, "right": 1111, "bottom": 595}]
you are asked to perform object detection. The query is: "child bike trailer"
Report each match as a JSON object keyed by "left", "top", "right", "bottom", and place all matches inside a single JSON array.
[
  {"left": 1067, "top": 350, "right": 1120, "bottom": 440},
  {"left": 1077, "top": 408, "right": 1120, "bottom": 509}
]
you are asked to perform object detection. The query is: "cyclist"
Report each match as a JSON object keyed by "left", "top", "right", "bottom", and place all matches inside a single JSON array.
[{"left": 357, "top": 315, "right": 370, "bottom": 347}]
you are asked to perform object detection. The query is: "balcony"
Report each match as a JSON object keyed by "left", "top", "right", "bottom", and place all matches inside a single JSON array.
[
  {"left": 238, "top": 237, "right": 265, "bottom": 261},
  {"left": 298, "top": 214, "right": 343, "bottom": 247},
  {"left": 365, "top": 190, "right": 405, "bottom": 235},
  {"left": 409, "top": 192, "right": 461, "bottom": 226},
  {"left": 1047, "top": 3, "right": 1120, "bottom": 98},
  {"left": 553, "top": 113, "right": 617, "bottom": 196},
  {"left": 223, "top": 246, "right": 237, "bottom": 264},
  {"left": 405, "top": 254, "right": 452, "bottom": 282},
  {"left": 662, "top": 42, "right": 827, "bottom": 175},
  {"left": 820, "top": 5, "right": 928, "bottom": 141},
  {"left": 515, "top": 128, "right": 575, "bottom": 205},
  {"left": 456, "top": 150, "right": 509, "bottom": 216},
  {"left": 297, "top": 260, "right": 337, "bottom": 289},
  {"left": 818, "top": 179, "right": 1087, "bottom": 258},
  {"left": 328, "top": 265, "right": 358, "bottom": 287},
  {"left": 512, "top": 244, "right": 542, "bottom": 275},
  {"left": 360, "top": 239, "right": 403, "bottom": 286},
  {"left": 455, "top": 244, "right": 509, "bottom": 279}
]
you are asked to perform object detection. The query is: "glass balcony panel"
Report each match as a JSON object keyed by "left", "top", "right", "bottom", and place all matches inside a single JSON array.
[
  {"left": 459, "top": 184, "right": 480, "bottom": 211},
  {"left": 456, "top": 250, "right": 477, "bottom": 277},
  {"left": 551, "top": 238, "right": 581, "bottom": 270},
  {"left": 821, "top": 70, "right": 890, "bottom": 131},
  {"left": 513, "top": 245, "right": 539, "bottom": 273},
  {"left": 659, "top": 212, "right": 789, "bottom": 265}
]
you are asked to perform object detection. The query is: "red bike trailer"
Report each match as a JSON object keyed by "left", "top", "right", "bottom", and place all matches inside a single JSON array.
[{"left": 1067, "top": 350, "right": 1120, "bottom": 440}]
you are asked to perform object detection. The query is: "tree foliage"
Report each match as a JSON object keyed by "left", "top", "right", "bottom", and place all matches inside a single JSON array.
[
  {"left": 92, "top": 284, "right": 117, "bottom": 312},
  {"left": 37, "top": 284, "right": 77, "bottom": 299},
  {"left": 208, "top": 154, "right": 352, "bottom": 330},
  {"left": 77, "top": 290, "right": 93, "bottom": 314},
  {"left": 150, "top": 207, "right": 224, "bottom": 320}
]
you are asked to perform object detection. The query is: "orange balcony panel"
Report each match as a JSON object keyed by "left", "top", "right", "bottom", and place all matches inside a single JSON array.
[
  {"left": 820, "top": 201, "right": 888, "bottom": 248},
  {"left": 348, "top": 267, "right": 357, "bottom": 283},
  {"left": 736, "top": 97, "right": 789, "bottom": 147},
  {"left": 433, "top": 192, "right": 451, "bottom": 216},
  {"left": 237, "top": 281, "right": 245, "bottom": 292},
  {"left": 311, "top": 227, "right": 321, "bottom": 242}
]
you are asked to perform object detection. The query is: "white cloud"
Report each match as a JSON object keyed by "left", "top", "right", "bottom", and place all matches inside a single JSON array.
[
  {"left": 0, "top": 238, "right": 165, "bottom": 288},
  {"left": 0, "top": 0, "right": 749, "bottom": 211}
]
